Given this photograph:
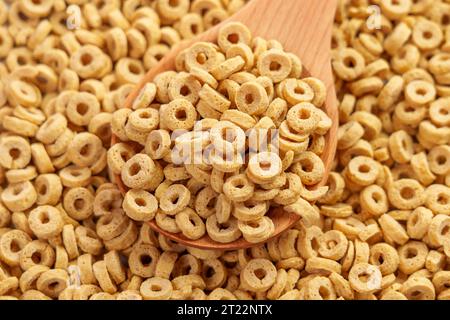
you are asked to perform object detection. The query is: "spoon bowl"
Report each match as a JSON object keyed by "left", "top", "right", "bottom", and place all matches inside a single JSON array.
[{"left": 112, "top": 0, "right": 339, "bottom": 250}]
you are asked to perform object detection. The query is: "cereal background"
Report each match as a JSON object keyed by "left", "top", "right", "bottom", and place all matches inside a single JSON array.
[{"left": 0, "top": 0, "right": 449, "bottom": 300}]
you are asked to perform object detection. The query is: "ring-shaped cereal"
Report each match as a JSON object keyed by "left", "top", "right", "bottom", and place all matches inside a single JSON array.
[
  {"left": 205, "top": 215, "right": 241, "bottom": 243},
  {"left": 240, "top": 258, "right": 277, "bottom": 292},
  {"left": 210, "top": 120, "right": 246, "bottom": 154},
  {"left": 257, "top": 49, "right": 292, "bottom": 83},
  {"left": 235, "top": 81, "right": 269, "bottom": 115},
  {"left": 160, "top": 98, "right": 197, "bottom": 131},
  {"left": 121, "top": 154, "right": 156, "bottom": 189},
  {"left": 28, "top": 205, "right": 64, "bottom": 240},
  {"left": 1, "top": 181, "right": 37, "bottom": 212},
  {"left": 0, "top": 135, "right": 31, "bottom": 170},
  {"left": 36, "top": 269, "right": 69, "bottom": 299},
  {"left": 63, "top": 187, "right": 94, "bottom": 221},
  {"left": 291, "top": 151, "right": 325, "bottom": 186},
  {"left": 238, "top": 216, "right": 274, "bottom": 244},
  {"left": 59, "top": 165, "right": 91, "bottom": 188},
  {"left": 123, "top": 189, "right": 158, "bottom": 222},
  {"left": 140, "top": 277, "right": 173, "bottom": 300},
  {"left": 286, "top": 102, "right": 321, "bottom": 135},
  {"left": 185, "top": 42, "right": 221, "bottom": 72},
  {"left": 128, "top": 244, "right": 160, "bottom": 278},
  {"left": 233, "top": 200, "right": 268, "bottom": 222},
  {"left": 168, "top": 72, "right": 202, "bottom": 105},
  {"left": 159, "top": 184, "right": 191, "bottom": 215},
  {"left": 128, "top": 108, "right": 160, "bottom": 133},
  {"left": 36, "top": 113, "right": 68, "bottom": 145},
  {"left": 387, "top": 178, "right": 425, "bottom": 210},
  {"left": 175, "top": 208, "right": 206, "bottom": 240},
  {"left": 218, "top": 22, "right": 252, "bottom": 52},
  {"left": 223, "top": 174, "right": 254, "bottom": 202},
  {"left": 0, "top": 230, "right": 32, "bottom": 267},
  {"left": 348, "top": 263, "right": 382, "bottom": 294}
]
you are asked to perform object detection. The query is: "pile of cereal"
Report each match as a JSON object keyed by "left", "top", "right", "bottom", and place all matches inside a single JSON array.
[
  {"left": 0, "top": 0, "right": 449, "bottom": 300},
  {"left": 112, "top": 22, "right": 331, "bottom": 244}
]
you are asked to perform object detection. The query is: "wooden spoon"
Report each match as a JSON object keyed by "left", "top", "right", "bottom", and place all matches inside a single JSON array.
[{"left": 111, "top": 0, "right": 338, "bottom": 250}]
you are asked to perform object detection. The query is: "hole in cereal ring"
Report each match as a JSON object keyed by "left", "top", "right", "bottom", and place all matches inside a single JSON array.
[
  {"left": 48, "top": 282, "right": 59, "bottom": 290},
  {"left": 439, "top": 108, "right": 449, "bottom": 115},
  {"left": 212, "top": 18, "right": 221, "bottom": 26},
  {"left": 151, "top": 140, "right": 160, "bottom": 152},
  {"left": 372, "top": 192, "right": 381, "bottom": 203},
  {"left": 227, "top": 33, "right": 239, "bottom": 44},
  {"left": 376, "top": 254, "right": 384, "bottom": 265},
  {"left": 80, "top": 143, "right": 93, "bottom": 157},
  {"left": 311, "top": 237, "right": 319, "bottom": 251},
  {"left": 139, "top": 111, "right": 151, "bottom": 119},
  {"left": 191, "top": 24, "right": 199, "bottom": 34},
  {"left": 269, "top": 61, "right": 281, "bottom": 71},
  {"left": 168, "top": 0, "right": 179, "bottom": 6},
  {"left": 260, "top": 161, "right": 271, "bottom": 171},
  {"left": 254, "top": 268, "right": 267, "bottom": 280},
  {"left": 207, "top": 197, "right": 216, "bottom": 209},
  {"left": 358, "top": 164, "right": 370, "bottom": 173},
  {"left": 299, "top": 108, "right": 311, "bottom": 120},
  {"left": 441, "top": 225, "right": 450, "bottom": 236},
  {"left": 10, "top": 240, "right": 21, "bottom": 253},
  {"left": 406, "top": 248, "right": 418, "bottom": 259},
  {"left": 13, "top": 186, "right": 23, "bottom": 196},
  {"left": 343, "top": 57, "right": 356, "bottom": 68},
  {"left": 102, "top": 201, "right": 113, "bottom": 212},
  {"left": 129, "top": 163, "right": 141, "bottom": 176},
  {"left": 32, "top": 0, "right": 42, "bottom": 4},
  {"left": 437, "top": 156, "right": 447, "bottom": 165},
  {"left": 120, "top": 152, "right": 131, "bottom": 162},
  {"left": 416, "top": 88, "right": 426, "bottom": 96},
  {"left": 31, "top": 252, "right": 42, "bottom": 264},
  {"left": 74, "top": 198, "right": 85, "bottom": 210},
  {"left": 76, "top": 103, "right": 89, "bottom": 115},
  {"left": 81, "top": 53, "right": 93, "bottom": 66},
  {"left": 411, "top": 290, "right": 421, "bottom": 298},
  {"left": 140, "top": 255, "right": 152, "bottom": 266},
  {"left": 38, "top": 184, "right": 47, "bottom": 195},
  {"left": 175, "top": 109, "right": 187, "bottom": 121},
  {"left": 71, "top": 170, "right": 82, "bottom": 177},
  {"left": 400, "top": 187, "right": 414, "bottom": 199},
  {"left": 196, "top": 53, "right": 207, "bottom": 64},
  {"left": 319, "top": 286, "right": 331, "bottom": 299},
  {"left": 204, "top": 266, "right": 215, "bottom": 278},
  {"left": 248, "top": 221, "right": 260, "bottom": 228},
  {"left": 18, "top": 56, "right": 27, "bottom": 65},
  {"left": 129, "top": 63, "right": 141, "bottom": 75},
  {"left": 300, "top": 158, "right": 314, "bottom": 172},
  {"left": 358, "top": 272, "right": 371, "bottom": 283},
  {"left": 18, "top": 11, "right": 30, "bottom": 21},
  {"left": 245, "top": 94, "right": 254, "bottom": 104},
  {"left": 442, "top": 14, "right": 450, "bottom": 25},
  {"left": 9, "top": 148, "right": 21, "bottom": 159},
  {"left": 438, "top": 194, "right": 448, "bottom": 205},
  {"left": 423, "top": 31, "right": 432, "bottom": 39},
  {"left": 295, "top": 86, "right": 305, "bottom": 95},
  {"left": 151, "top": 284, "right": 162, "bottom": 291},
  {"left": 326, "top": 240, "right": 337, "bottom": 249},
  {"left": 135, "top": 198, "right": 146, "bottom": 206},
  {"left": 180, "top": 85, "right": 191, "bottom": 96},
  {"left": 40, "top": 212, "right": 50, "bottom": 224}
]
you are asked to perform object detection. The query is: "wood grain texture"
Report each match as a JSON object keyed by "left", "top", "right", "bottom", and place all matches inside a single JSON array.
[{"left": 112, "top": 0, "right": 338, "bottom": 250}]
